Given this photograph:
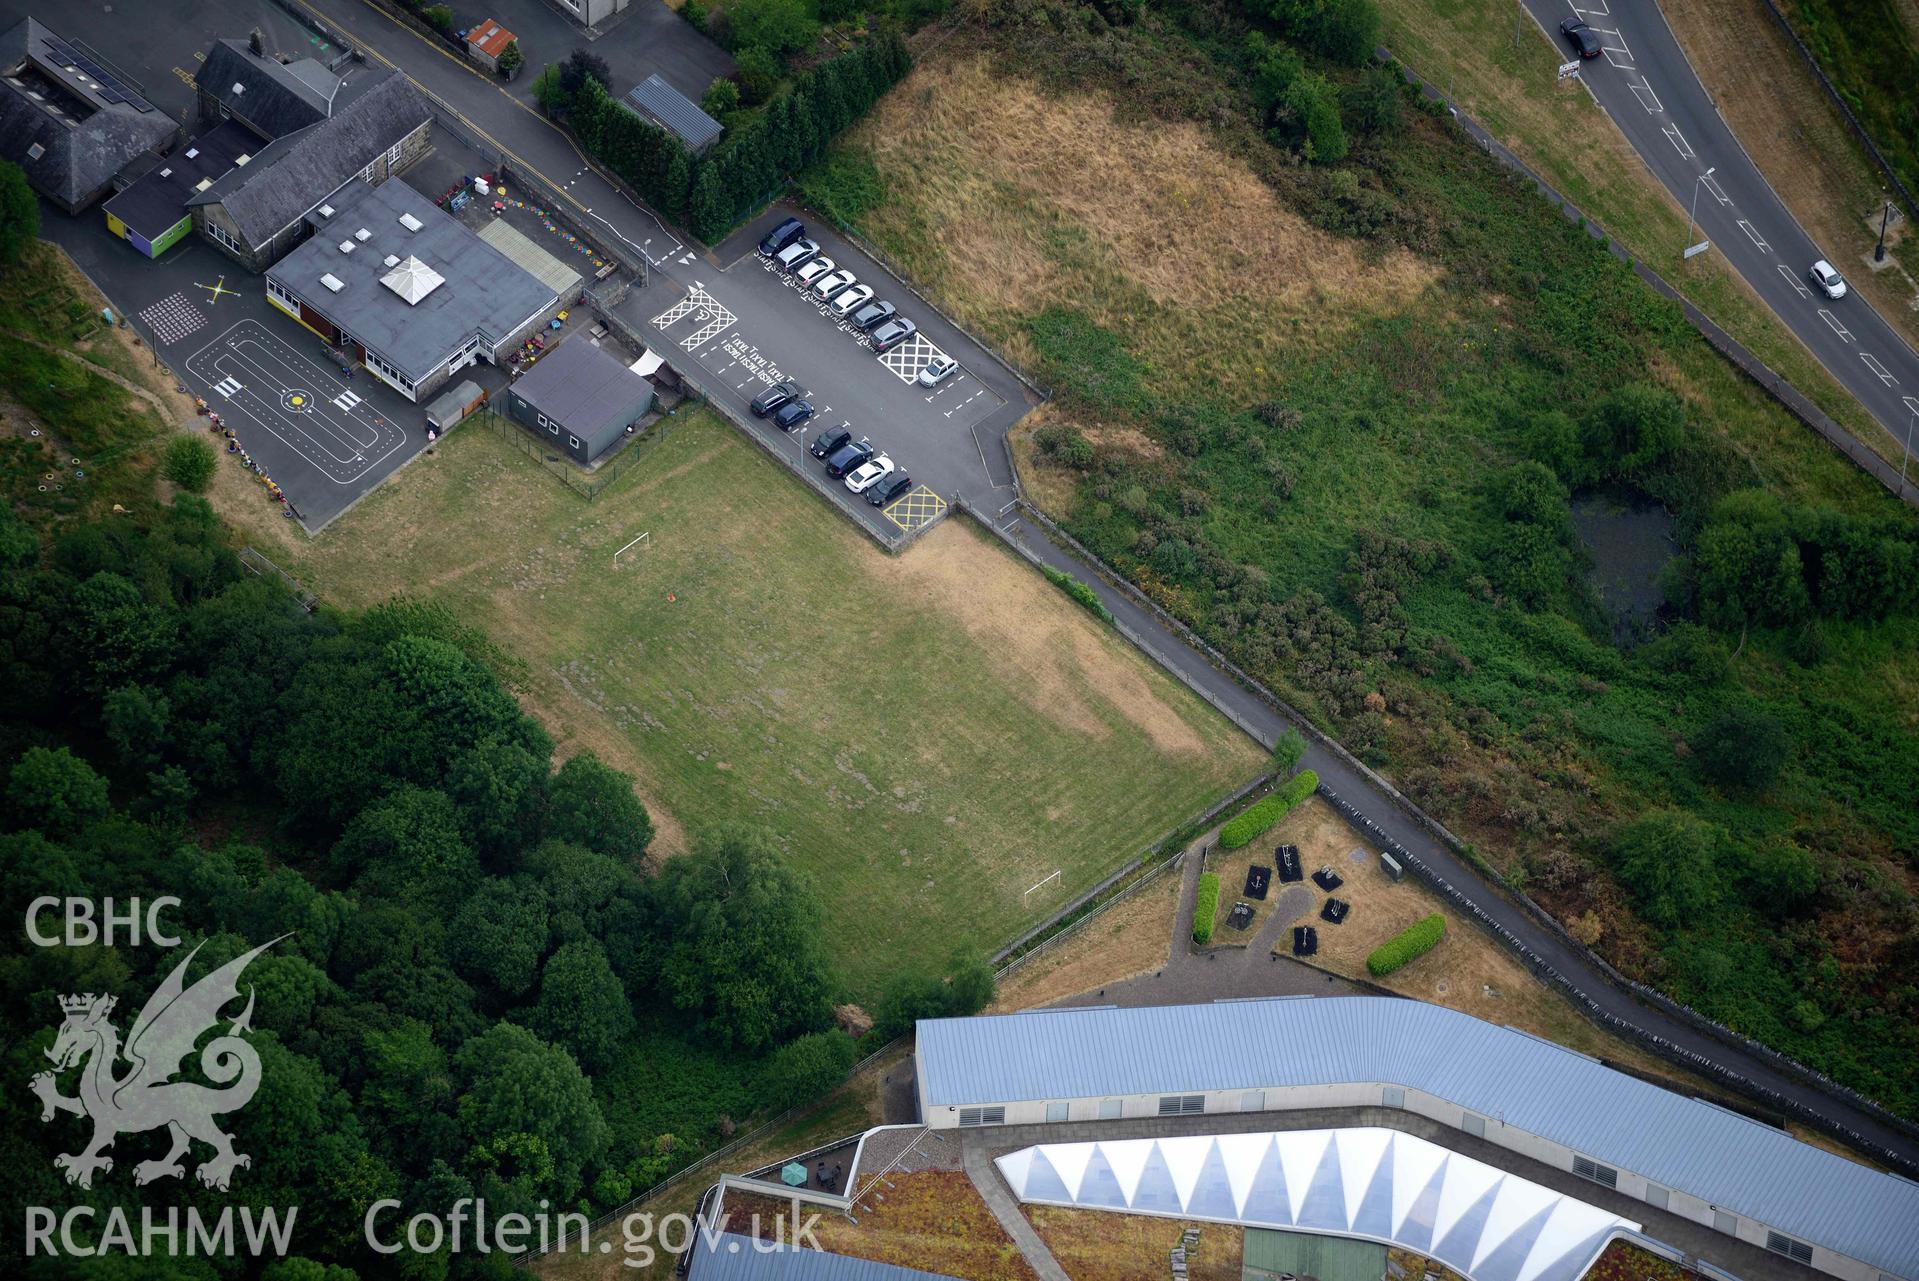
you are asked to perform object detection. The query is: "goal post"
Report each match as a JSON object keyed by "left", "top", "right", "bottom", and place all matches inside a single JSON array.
[
  {"left": 1022, "top": 869, "right": 1062, "bottom": 905},
  {"left": 612, "top": 531, "right": 650, "bottom": 563}
]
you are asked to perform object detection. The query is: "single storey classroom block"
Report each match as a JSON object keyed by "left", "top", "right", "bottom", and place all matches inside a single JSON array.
[{"left": 506, "top": 337, "right": 655, "bottom": 465}]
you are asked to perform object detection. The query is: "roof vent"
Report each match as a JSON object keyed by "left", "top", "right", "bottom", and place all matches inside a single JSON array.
[
  {"left": 25, "top": 142, "right": 44, "bottom": 160},
  {"left": 184, "top": 147, "right": 198, "bottom": 159},
  {"left": 232, "top": 82, "right": 245, "bottom": 95},
  {"left": 320, "top": 273, "right": 344, "bottom": 292},
  {"left": 235, "top": 153, "right": 251, "bottom": 166},
  {"left": 158, "top": 167, "right": 172, "bottom": 178},
  {"left": 398, "top": 212, "right": 423, "bottom": 232},
  {"left": 193, "top": 178, "right": 212, "bottom": 192},
  {"left": 338, "top": 240, "right": 355, "bottom": 254},
  {"left": 382, "top": 254, "right": 399, "bottom": 267},
  {"left": 354, "top": 228, "right": 371, "bottom": 241},
  {"left": 317, "top": 203, "right": 335, "bottom": 218}
]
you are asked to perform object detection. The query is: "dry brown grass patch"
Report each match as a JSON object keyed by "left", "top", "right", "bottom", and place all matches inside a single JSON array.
[
  {"left": 992, "top": 866, "right": 1181, "bottom": 1011},
  {"left": 1027, "top": 1206, "right": 1241, "bottom": 1281}
]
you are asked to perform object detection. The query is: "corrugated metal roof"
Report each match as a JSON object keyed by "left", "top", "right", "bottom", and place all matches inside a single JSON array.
[
  {"left": 916, "top": 999, "right": 1919, "bottom": 1279},
  {"left": 624, "top": 74, "right": 722, "bottom": 152},
  {"left": 690, "top": 1232, "right": 962, "bottom": 1280}
]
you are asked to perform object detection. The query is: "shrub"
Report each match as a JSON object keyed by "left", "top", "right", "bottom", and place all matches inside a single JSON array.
[
  {"left": 163, "top": 435, "right": 217, "bottom": 493},
  {"left": 495, "top": 39, "right": 524, "bottom": 77},
  {"left": 1042, "top": 566, "right": 1114, "bottom": 625},
  {"left": 1694, "top": 702, "right": 1791, "bottom": 792},
  {"left": 1193, "top": 871, "right": 1220, "bottom": 944},
  {"left": 1366, "top": 913, "right": 1445, "bottom": 976},
  {"left": 0, "top": 159, "right": 38, "bottom": 266},
  {"left": 422, "top": 4, "right": 454, "bottom": 33},
  {"left": 1217, "top": 770, "right": 1317, "bottom": 850},
  {"left": 701, "top": 76, "right": 741, "bottom": 120}
]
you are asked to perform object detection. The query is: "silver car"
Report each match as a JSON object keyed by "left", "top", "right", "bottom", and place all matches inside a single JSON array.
[
  {"left": 794, "top": 255, "right": 836, "bottom": 286},
  {"left": 775, "top": 238, "right": 820, "bottom": 270},
  {"left": 813, "top": 268, "right": 858, "bottom": 299},
  {"left": 916, "top": 355, "right": 959, "bottom": 387},
  {"left": 1809, "top": 259, "right": 1847, "bottom": 300}
]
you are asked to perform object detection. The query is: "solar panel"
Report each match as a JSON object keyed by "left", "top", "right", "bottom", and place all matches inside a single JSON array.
[{"left": 39, "top": 37, "right": 154, "bottom": 112}]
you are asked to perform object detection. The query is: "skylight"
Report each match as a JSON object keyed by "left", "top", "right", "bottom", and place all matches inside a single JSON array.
[
  {"left": 355, "top": 228, "right": 371, "bottom": 241},
  {"left": 338, "top": 240, "right": 355, "bottom": 254},
  {"left": 320, "top": 273, "right": 344, "bottom": 292},
  {"left": 317, "top": 203, "right": 335, "bottom": 218},
  {"left": 398, "top": 212, "right": 423, "bottom": 232},
  {"left": 380, "top": 256, "right": 444, "bottom": 305}
]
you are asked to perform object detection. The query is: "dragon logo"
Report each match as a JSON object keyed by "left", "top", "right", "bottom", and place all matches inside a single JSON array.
[{"left": 30, "top": 937, "right": 282, "bottom": 1191}]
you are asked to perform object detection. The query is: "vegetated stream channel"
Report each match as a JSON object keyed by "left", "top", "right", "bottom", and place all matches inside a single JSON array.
[{"left": 1572, "top": 492, "right": 1678, "bottom": 645}]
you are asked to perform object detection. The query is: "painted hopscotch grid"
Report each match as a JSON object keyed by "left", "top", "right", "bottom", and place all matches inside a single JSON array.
[{"left": 139, "top": 293, "right": 207, "bottom": 346}]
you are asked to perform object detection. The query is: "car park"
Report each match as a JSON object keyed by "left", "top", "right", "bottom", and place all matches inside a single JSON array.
[
  {"left": 776, "top": 238, "right": 820, "bottom": 270},
  {"left": 813, "top": 269, "right": 858, "bottom": 299},
  {"left": 1809, "top": 259, "right": 1848, "bottom": 300},
  {"left": 772, "top": 399, "right": 815, "bottom": 432},
  {"left": 916, "top": 355, "right": 959, "bottom": 387},
  {"left": 794, "top": 256, "right": 836, "bottom": 286},
  {"left": 851, "top": 300, "right": 897, "bottom": 332},
  {"left": 870, "top": 318, "right": 917, "bottom": 353},
  {"left": 867, "top": 472, "right": 913, "bottom": 507},
  {"left": 844, "top": 454, "right": 896, "bottom": 494},
  {"left": 759, "top": 217, "right": 805, "bottom": 256},
  {"left": 824, "top": 439, "right": 875, "bottom": 479},
  {"left": 1561, "top": 17, "right": 1601, "bottom": 58},
  {"left": 828, "top": 284, "right": 875, "bottom": 317},
  {"left": 810, "top": 424, "right": 853, "bottom": 460},
  {"left": 750, "top": 381, "right": 802, "bottom": 417}
]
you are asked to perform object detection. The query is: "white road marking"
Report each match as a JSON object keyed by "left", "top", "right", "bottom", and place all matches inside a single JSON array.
[
  {"left": 213, "top": 376, "right": 242, "bottom": 398},
  {"left": 1777, "top": 265, "right": 1813, "bottom": 299},
  {"left": 1819, "top": 310, "right": 1853, "bottom": 342},
  {"left": 1627, "top": 76, "right": 1663, "bottom": 114},
  {"left": 1904, "top": 396, "right": 1919, "bottom": 416},
  {"left": 1662, "top": 124, "right": 1694, "bottom": 160},
  {"left": 1861, "top": 353, "right": 1896, "bottom": 386},
  {"left": 1571, "top": 0, "right": 1610, "bottom": 15},
  {"left": 1701, "top": 175, "right": 1730, "bottom": 205},
  {"left": 1737, "top": 220, "right": 1771, "bottom": 251},
  {"left": 653, "top": 285, "right": 736, "bottom": 352}
]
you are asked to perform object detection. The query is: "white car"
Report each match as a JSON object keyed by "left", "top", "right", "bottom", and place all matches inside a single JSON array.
[
  {"left": 794, "top": 256, "right": 836, "bottom": 286},
  {"left": 775, "top": 238, "right": 819, "bottom": 270},
  {"left": 828, "top": 283, "right": 875, "bottom": 317},
  {"left": 843, "top": 453, "right": 896, "bottom": 494},
  {"left": 1809, "top": 259, "right": 1847, "bottom": 300},
  {"left": 813, "top": 268, "right": 857, "bottom": 299},
  {"left": 916, "top": 355, "right": 959, "bottom": 387}
]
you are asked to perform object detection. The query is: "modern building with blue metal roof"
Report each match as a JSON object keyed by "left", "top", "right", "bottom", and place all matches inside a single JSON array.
[
  {"left": 689, "top": 1232, "right": 961, "bottom": 1280},
  {"left": 914, "top": 999, "right": 1919, "bottom": 1281}
]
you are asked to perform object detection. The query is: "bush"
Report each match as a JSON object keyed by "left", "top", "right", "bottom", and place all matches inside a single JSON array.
[
  {"left": 760, "top": 1030, "right": 856, "bottom": 1113},
  {"left": 1366, "top": 913, "right": 1445, "bottom": 976},
  {"left": 1217, "top": 770, "right": 1317, "bottom": 849},
  {"left": 0, "top": 159, "right": 38, "bottom": 266},
  {"left": 1694, "top": 702, "right": 1791, "bottom": 792},
  {"left": 1193, "top": 871, "right": 1220, "bottom": 944},
  {"left": 422, "top": 4, "right": 454, "bottom": 33},
  {"left": 495, "top": 39, "right": 523, "bottom": 77},
  {"left": 701, "top": 77, "right": 741, "bottom": 120},
  {"left": 162, "top": 435, "right": 217, "bottom": 493},
  {"left": 1042, "top": 565, "right": 1114, "bottom": 624}
]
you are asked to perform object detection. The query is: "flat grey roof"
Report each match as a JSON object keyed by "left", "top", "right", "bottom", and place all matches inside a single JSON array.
[
  {"left": 102, "top": 119, "right": 257, "bottom": 239},
  {"left": 267, "top": 178, "right": 555, "bottom": 383},
  {"left": 916, "top": 999, "right": 1919, "bottom": 1279},
  {"left": 511, "top": 336, "right": 652, "bottom": 451},
  {"left": 625, "top": 74, "right": 722, "bottom": 152}
]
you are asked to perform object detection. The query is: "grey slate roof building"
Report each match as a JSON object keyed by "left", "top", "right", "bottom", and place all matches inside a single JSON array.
[
  {"left": 916, "top": 999, "right": 1919, "bottom": 1281},
  {"left": 188, "top": 72, "right": 433, "bottom": 257},
  {"left": 198, "top": 39, "right": 338, "bottom": 140},
  {"left": 625, "top": 74, "right": 723, "bottom": 153},
  {"left": 0, "top": 17, "right": 177, "bottom": 213},
  {"left": 689, "top": 1234, "right": 961, "bottom": 1281},
  {"left": 506, "top": 336, "right": 655, "bottom": 464},
  {"left": 264, "top": 177, "right": 557, "bottom": 403}
]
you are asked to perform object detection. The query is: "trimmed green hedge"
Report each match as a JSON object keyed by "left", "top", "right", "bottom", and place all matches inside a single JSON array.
[
  {"left": 1367, "top": 913, "right": 1446, "bottom": 976},
  {"left": 1193, "top": 871, "right": 1220, "bottom": 945},
  {"left": 1218, "top": 770, "right": 1318, "bottom": 849},
  {"left": 1042, "top": 565, "right": 1115, "bottom": 624}
]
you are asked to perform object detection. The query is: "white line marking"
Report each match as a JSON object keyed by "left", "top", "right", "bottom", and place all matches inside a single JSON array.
[
  {"left": 1819, "top": 310, "right": 1853, "bottom": 342},
  {"left": 1662, "top": 124, "right": 1694, "bottom": 160},
  {"left": 1861, "top": 353, "right": 1896, "bottom": 386},
  {"left": 1904, "top": 396, "right": 1919, "bottom": 416},
  {"left": 1628, "top": 77, "right": 1663, "bottom": 114},
  {"left": 1737, "top": 220, "right": 1771, "bottom": 251},
  {"left": 1701, "top": 175, "right": 1730, "bottom": 205},
  {"left": 1777, "top": 265, "right": 1812, "bottom": 299}
]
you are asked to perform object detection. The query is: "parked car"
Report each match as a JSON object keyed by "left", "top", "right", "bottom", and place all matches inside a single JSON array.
[
  {"left": 759, "top": 217, "right": 805, "bottom": 256},
  {"left": 775, "top": 238, "right": 820, "bottom": 270},
  {"left": 1560, "top": 17, "right": 1601, "bottom": 59},
  {"left": 824, "top": 439, "right": 875, "bottom": 479},
  {"left": 794, "top": 256, "right": 836, "bottom": 286},
  {"left": 750, "top": 380, "right": 801, "bottom": 417},
  {"left": 916, "top": 355, "right": 959, "bottom": 387},
  {"left": 844, "top": 454, "right": 895, "bottom": 494},
  {"left": 870, "top": 318, "right": 917, "bottom": 354},
  {"left": 772, "top": 399, "right": 815, "bottom": 432},
  {"left": 1809, "top": 259, "right": 1848, "bottom": 300},
  {"left": 851, "top": 300, "right": 897, "bottom": 332},
  {"left": 828, "top": 284, "right": 875, "bottom": 317},
  {"left": 866, "top": 472, "right": 913, "bottom": 507},
  {"left": 810, "top": 424, "right": 853, "bottom": 460},
  {"left": 812, "top": 269, "right": 857, "bottom": 299}
]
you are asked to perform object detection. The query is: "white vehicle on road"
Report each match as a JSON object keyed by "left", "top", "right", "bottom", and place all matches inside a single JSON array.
[
  {"left": 844, "top": 453, "right": 896, "bottom": 494},
  {"left": 794, "top": 256, "right": 836, "bottom": 286},
  {"left": 916, "top": 355, "right": 959, "bottom": 387},
  {"left": 1809, "top": 260, "right": 1847, "bottom": 300}
]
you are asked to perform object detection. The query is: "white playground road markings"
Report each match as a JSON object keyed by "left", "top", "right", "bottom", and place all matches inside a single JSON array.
[
  {"left": 139, "top": 292, "right": 207, "bottom": 346},
  {"left": 184, "top": 320, "right": 406, "bottom": 484}
]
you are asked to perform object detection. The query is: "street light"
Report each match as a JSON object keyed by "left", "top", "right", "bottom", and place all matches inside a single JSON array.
[
  {"left": 1902, "top": 403, "right": 1916, "bottom": 499},
  {"left": 1685, "top": 167, "right": 1716, "bottom": 258},
  {"left": 1875, "top": 199, "right": 1894, "bottom": 264}
]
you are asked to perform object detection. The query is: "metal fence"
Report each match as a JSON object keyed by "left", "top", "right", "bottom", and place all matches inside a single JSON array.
[{"left": 475, "top": 408, "right": 663, "bottom": 500}]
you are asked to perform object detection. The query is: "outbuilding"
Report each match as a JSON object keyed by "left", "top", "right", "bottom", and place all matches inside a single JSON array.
[
  {"left": 625, "top": 74, "right": 723, "bottom": 154},
  {"left": 506, "top": 336, "right": 655, "bottom": 464}
]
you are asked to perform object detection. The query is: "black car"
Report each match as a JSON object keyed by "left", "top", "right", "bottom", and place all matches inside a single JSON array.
[
  {"left": 810, "top": 424, "right": 852, "bottom": 460},
  {"left": 759, "top": 217, "right": 805, "bottom": 256},
  {"left": 1561, "top": 17, "right": 1601, "bottom": 58},
  {"left": 772, "top": 399, "right": 815, "bottom": 432},
  {"left": 869, "top": 317, "right": 917, "bottom": 354},
  {"left": 850, "top": 299, "right": 896, "bottom": 332},
  {"left": 823, "top": 439, "right": 875, "bottom": 479},
  {"left": 750, "top": 380, "right": 801, "bottom": 417},
  {"left": 866, "top": 472, "right": 913, "bottom": 507}
]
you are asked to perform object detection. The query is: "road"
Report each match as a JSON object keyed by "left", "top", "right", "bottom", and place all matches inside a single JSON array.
[{"left": 1522, "top": 0, "right": 1919, "bottom": 475}]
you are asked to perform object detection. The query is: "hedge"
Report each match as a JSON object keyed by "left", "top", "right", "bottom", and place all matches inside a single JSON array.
[
  {"left": 1217, "top": 770, "right": 1318, "bottom": 849},
  {"left": 1042, "top": 565, "right": 1114, "bottom": 624},
  {"left": 1193, "top": 872, "right": 1220, "bottom": 945},
  {"left": 1366, "top": 913, "right": 1446, "bottom": 976}
]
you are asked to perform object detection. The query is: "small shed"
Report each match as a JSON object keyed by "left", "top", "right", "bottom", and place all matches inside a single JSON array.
[
  {"left": 624, "top": 75, "right": 723, "bottom": 154},
  {"left": 507, "top": 336, "right": 655, "bottom": 464},
  {"left": 465, "top": 21, "right": 515, "bottom": 73},
  {"left": 423, "top": 379, "right": 486, "bottom": 432}
]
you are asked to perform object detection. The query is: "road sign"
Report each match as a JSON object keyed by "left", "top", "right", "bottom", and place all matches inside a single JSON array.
[
  {"left": 1557, "top": 60, "right": 1582, "bottom": 81},
  {"left": 1684, "top": 240, "right": 1712, "bottom": 260}
]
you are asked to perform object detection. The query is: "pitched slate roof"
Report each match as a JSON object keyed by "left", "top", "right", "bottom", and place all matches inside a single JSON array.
[
  {"left": 187, "top": 72, "right": 431, "bottom": 249},
  {"left": 625, "top": 74, "right": 722, "bottom": 153},
  {"left": 199, "top": 39, "right": 337, "bottom": 139},
  {"left": 0, "top": 17, "right": 176, "bottom": 207}
]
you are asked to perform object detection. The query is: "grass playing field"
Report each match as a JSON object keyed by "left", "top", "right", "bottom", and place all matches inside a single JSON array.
[{"left": 265, "top": 408, "right": 1265, "bottom": 992}]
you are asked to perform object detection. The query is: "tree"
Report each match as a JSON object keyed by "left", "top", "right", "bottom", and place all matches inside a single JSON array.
[
  {"left": 1271, "top": 726, "right": 1307, "bottom": 777},
  {"left": 101, "top": 683, "right": 169, "bottom": 769},
  {"left": 558, "top": 48, "right": 612, "bottom": 102},
  {"left": 495, "top": 39, "right": 524, "bottom": 77},
  {"left": 688, "top": 160, "right": 730, "bottom": 243},
  {"left": 1276, "top": 72, "right": 1347, "bottom": 165},
  {"left": 454, "top": 1022, "right": 609, "bottom": 1201},
  {"left": 449, "top": 877, "right": 550, "bottom": 1001},
  {"left": 65, "top": 571, "right": 177, "bottom": 691},
  {"left": 728, "top": 0, "right": 819, "bottom": 58},
  {"left": 529, "top": 939, "right": 634, "bottom": 1073},
  {"left": 1581, "top": 383, "right": 1685, "bottom": 482},
  {"left": 1340, "top": 65, "right": 1402, "bottom": 135},
  {"left": 735, "top": 47, "right": 781, "bottom": 105},
  {"left": 545, "top": 751, "right": 653, "bottom": 860},
  {"left": 1610, "top": 809, "right": 1729, "bottom": 929},
  {"left": 329, "top": 786, "right": 480, "bottom": 903},
  {"left": 1694, "top": 702, "right": 1792, "bottom": 792},
  {"left": 0, "top": 158, "right": 37, "bottom": 266},
  {"left": 447, "top": 736, "right": 549, "bottom": 861},
  {"left": 1692, "top": 491, "right": 1809, "bottom": 631},
  {"left": 701, "top": 76, "right": 741, "bottom": 119},
  {"left": 760, "top": 1030, "right": 856, "bottom": 1112},
  {"left": 7, "top": 746, "right": 109, "bottom": 837}
]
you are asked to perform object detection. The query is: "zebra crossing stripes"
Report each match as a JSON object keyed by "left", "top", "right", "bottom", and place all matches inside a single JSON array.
[
  {"left": 213, "top": 376, "right": 243, "bottom": 398},
  {"left": 334, "top": 390, "right": 362, "bottom": 411}
]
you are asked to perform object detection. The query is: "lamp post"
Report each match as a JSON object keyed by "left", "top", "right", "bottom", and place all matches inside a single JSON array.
[
  {"left": 1685, "top": 167, "right": 1716, "bottom": 258},
  {"left": 1875, "top": 199, "right": 1893, "bottom": 264},
  {"left": 1902, "top": 403, "right": 1916, "bottom": 500}
]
